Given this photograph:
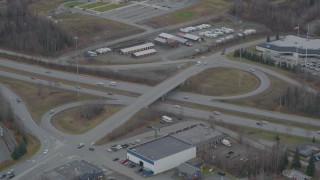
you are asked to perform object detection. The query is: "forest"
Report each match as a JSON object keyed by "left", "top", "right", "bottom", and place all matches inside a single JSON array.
[
  {"left": 232, "top": 0, "right": 320, "bottom": 34},
  {"left": 0, "top": 0, "right": 74, "bottom": 56}
]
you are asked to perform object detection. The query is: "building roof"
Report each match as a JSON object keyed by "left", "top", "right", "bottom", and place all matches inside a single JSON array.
[
  {"left": 258, "top": 35, "right": 320, "bottom": 55},
  {"left": 183, "top": 33, "right": 200, "bottom": 41},
  {"left": 42, "top": 160, "right": 103, "bottom": 180},
  {"left": 133, "top": 49, "right": 156, "bottom": 57},
  {"left": 158, "top": 32, "right": 188, "bottom": 43},
  {"left": 283, "top": 169, "right": 311, "bottom": 180},
  {"left": 128, "top": 135, "right": 194, "bottom": 161},
  {"left": 120, "top": 42, "right": 154, "bottom": 54},
  {"left": 177, "top": 162, "right": 200, "bottom": 175},
  {"left": 172, "top": 124, "right": 227, "bottom": 145},
  {"left": 287, "top": 142, "right": 320, "bottom": 157}
]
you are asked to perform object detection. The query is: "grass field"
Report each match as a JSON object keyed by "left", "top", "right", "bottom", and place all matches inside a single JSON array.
[
  {"left": 78, "top": 2, "right": 106, "bottom": 9},
  {"left": 64, "top": 1, "right": 85, "bottom": 8},
  {"left": 0, "top": 76, "right": 98, "bottom": 123},
  {"left": 52, "top": 105, "right": 123, "bottom": 134},
  {"left": 181, "top": 67, "right": 260, "bottom": 96},
  {"left": 28, "top": 0, "right": 66, "bottom": 16},
  {"left": 56, "top": 13, "right": 143, "bottom": 49},
  {"left": 0, "top": 133, "right": 40, "bottom": 171},
  {"left": 94, "top": 3, "right": 127, "bottom": 12},
  {"left": 145, "top": 0, "right": 232, "bottom": 28}
]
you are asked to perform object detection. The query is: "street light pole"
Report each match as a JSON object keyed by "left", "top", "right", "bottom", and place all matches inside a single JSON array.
[
  {"left": 74, "top": 36, "right": 79, "bottom": 97},
  {"left": 238, "top": 32, "right": 243, "bottom": 88}
]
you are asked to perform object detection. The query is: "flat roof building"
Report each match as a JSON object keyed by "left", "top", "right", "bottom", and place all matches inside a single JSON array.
[
  {"left": 132, "top": 49, "right": 157, "bottom": 58},
  {"left": 41, "top": 160, "right": 104, "bottom": 180},
  {"left": 127, "top": 135, "right": 196, "bottom": 175},
  {"left": 172, "top": 124, "right": 227, "bottom": 150},
  {"left": 158, "top": 33, "right": 188, "bottom": 44},
  {"left": 256, "top": 35, "right": 320, "bottom": 64},
  {"left": 120, "top": 42, "right": 154, "bottom": 55}
]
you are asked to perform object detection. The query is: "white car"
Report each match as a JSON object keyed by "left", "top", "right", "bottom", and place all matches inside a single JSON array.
[
  {"left": 250, "top": 68, "right": 255, "bottom": 72},
  {"left": 204, "top": 62, "right": 208, "bottom": 65},
  {"left": 109, "top": 81, "right": 117, "bottom": 86},
  {"left": 196, "top": 61, "right": 201, "bottom": 66},
  {"left": 173, "top": 105, "right": 181, "bottom": 108},
  {"left": 96, "top": 82, "right": 104, "bottom": 86},
  {"left": 49, "top": 110, "right": 55, "bottom": 114},
  {"left": 135, "top": 139, "right": 141, "bottom": 143},
  {"left": 213, "top": 111, "right": 221, "bottom": 115}
]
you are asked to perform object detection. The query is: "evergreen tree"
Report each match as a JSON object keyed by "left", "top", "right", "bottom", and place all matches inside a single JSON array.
[
  {"left": 276, "top": 32, "right": 280, "bottom": 40},
  {"left": 11, "top": 146, "right": 21, "bottom": 160},
  {"left": 18, "top": 140, "right": 27, "bottom": 155},
  {"left": 306, "top": 156, "right": 315, "bottom": 176},
  {"left": 312, "top": 137, "right": 316, "bottom": 143},
  {"left": 275, "top": 134, "right": 280, "bottom": 146},
  {"left": 292, "top": 148, "right": 301, "bottom": 169},
  {"left": 267, "top": 35, "right": 271, "bottom": 42}
]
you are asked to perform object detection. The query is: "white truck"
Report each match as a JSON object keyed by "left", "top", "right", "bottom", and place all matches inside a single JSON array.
[
  {"left": 162, "top": 115, "right": 172, "bottom": 123},
  {"left": 221, "top": 139, "right": 231, "bottom": 147}
]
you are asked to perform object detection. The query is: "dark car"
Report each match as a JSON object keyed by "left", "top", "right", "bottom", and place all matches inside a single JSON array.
[
  {"left": 0, "top": 174, "right": 6, "bottom": 179},
  {"left": 89, "top": 147, "right": 95, "bottom": 151},
  {"left": 121, "top": 144, "right": 129, "bottom": 148},
  {"left": 113, "top": 158, "right": 119, "bottom": 161},
  {"left": 218, "top": 171, "right": 225, "bottom": 176},
  {"left": 228, "top": 151, "right": 234, "bottom": 154},
  {"left": 16, "top": 98, "right": 21, "bottom": 103}
]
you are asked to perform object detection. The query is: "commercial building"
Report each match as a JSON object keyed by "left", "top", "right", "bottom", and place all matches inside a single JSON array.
[
  {"left": 177, "top": 33, "right": 201, "bottom": 42},
  {"left": 282, "top": 169, "right": 311, "bottom": 180},
  {"left": 111, "top": 39, "right": 145, "bottom": 52},
  {"left": 127, "top": 135, "right": 196, "bottom": 175},
  {"left": 154, "top": 37, "right": 179, "bottom": 48},
  {"left": 256, "top": 35, "right": 320, "bottom": 64},
  {"left": 132, "top": 49, "right": 157, "bottom": 58},
  {"left": 176, "top": 162, "right": 201, "bottom": 180},
  {"left": 41, "top": 160, "right": 104, "bottom": 180},
  {"left": 120, "top": 42, "right": 154, "bottom": 55},
  {"left": 287, "top": 142, "right": 320, "bottom": 161},
  {"left": 158, "top": 33, "right": 188, "bottom": 44},
  {"left": 171, "top": 124, "right": 227, "bottom": 150}
]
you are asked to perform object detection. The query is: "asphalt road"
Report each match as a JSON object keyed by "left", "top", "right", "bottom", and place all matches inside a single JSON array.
[{"left": 1, "top": 37, "right": 320, "bottom": 179}]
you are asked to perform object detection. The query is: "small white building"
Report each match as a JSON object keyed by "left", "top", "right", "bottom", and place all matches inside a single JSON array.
[
  {"left": 120, "top": 42, "right": 154, "bottom": 55},
  {"left": 127, "top": 135, "right": 196, "bottom": 175}
]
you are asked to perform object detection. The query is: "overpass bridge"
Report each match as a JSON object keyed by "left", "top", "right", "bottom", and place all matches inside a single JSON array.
[{"left": 83, "top": 64, "right": 202, "bottom": 143}]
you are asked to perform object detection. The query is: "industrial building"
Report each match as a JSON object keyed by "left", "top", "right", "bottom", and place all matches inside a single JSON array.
[
  {"left": 41, "top": 160, "right": 104, "bottom": 180},
  {"left": 256, "top": 35, "right": 320, "bottom": 64},
  {"left": 132, "top": 49, "right": 157, "bottom": 58},
  {"left": 154, "top": 37, "right": 179, "bottom": 48},
  {"left": 111, "top": 39, "right": 145, "bottom": 52},
  {"left": 177, "top": 33, "right": 201, "bottom": 42},
  {"left": 176, "top": 162, "right": 201, "bottom": 180},
  {"left": 171, "top": 124, "right": 228, "bottom": 150},
  {"left": 120, "top": 42, "right": 154, "bottom": 55},
  {"left": 157, "top": 33, "right": 188, "bottom": 44},
  {"left": 287, "top": 142, "right": 320, "bottom": 161},
  {"left": 127, "top": 135, "right": 196, "bottom": 175}
]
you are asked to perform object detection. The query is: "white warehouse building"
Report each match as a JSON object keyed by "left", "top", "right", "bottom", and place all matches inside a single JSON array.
[
  {"left": 256, "top": 35, "right": 320, "bottom": 64},
  {"left": 127, "top": 135, "right": 196, "bottom": 175}
]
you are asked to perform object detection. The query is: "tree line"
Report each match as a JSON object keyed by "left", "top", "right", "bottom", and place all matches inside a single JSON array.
[
  {"left": 233, "top": 49, "right": 299, "bottom": 72},
  {"left": 0, "top": 89, "right": 28, "bottom": 160},
  {"left": 231, "top": 0, "right": 320, "bottom": 33},
  {"left": 0, "top": 0, "right": 74, "bottom": 56},
  {"left": 276, "top": 86, "right": 320, "bottom": 115}
]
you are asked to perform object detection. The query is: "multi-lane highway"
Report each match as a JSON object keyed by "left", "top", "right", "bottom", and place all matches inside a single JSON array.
[{"left": 0, "top": 37, "right": 319, "bottom": 179}]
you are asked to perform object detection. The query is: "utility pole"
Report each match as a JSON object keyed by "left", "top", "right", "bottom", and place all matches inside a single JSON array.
[
  {"left": 148, "top": 126, "right": 160, "bottom": 138},
  {"left": 238, "top": 33, "right": 242, "bottom": 88},
  {"left": 74, "top": 36, "right": 79, "bottom": 97}
]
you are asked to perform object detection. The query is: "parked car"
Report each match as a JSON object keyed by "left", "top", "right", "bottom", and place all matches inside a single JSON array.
[
  {"left": 78, "top": 143, "right": 84, "bottom": 148},
  {"left": 106, "top": 148, "right": 113, "bottom": 152},
  {"left": 121, "top": 144, "right": 129, "bottom": 148},
  {"left": 135, "top": 139, "right": 141, "bottom": 143},
  {"left": 217, "top": 171, "right": 225, "bottom": 176},
  {"left": 89, "top": 147, "right": 95, "bottom": 151},
  {"left": 16, "top": 98, "right": 21, "bottom": 103},
  {"left": 113, "top": 158, "right": 119, "bottom": 161}
]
